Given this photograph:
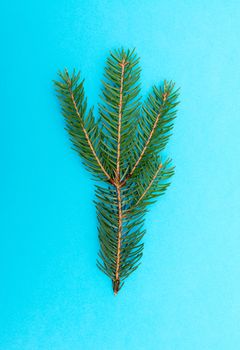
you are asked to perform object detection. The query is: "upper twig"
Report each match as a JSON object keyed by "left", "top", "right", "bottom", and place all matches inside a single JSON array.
[
  {"left": 65, "top": 72, "right": 113, "bottom": 183},
  {"left": 129, "top": 92, "right": 169, "bottom": 178}
]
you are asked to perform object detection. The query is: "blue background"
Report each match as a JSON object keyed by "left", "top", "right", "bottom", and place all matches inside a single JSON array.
[{"left": 1, "top": 1, "right": 240, "bottom": 349}]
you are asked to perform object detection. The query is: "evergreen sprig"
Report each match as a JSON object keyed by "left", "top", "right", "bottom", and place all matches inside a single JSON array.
[{"left": 54, "top": 48, "right": 179, "bottom": 294}]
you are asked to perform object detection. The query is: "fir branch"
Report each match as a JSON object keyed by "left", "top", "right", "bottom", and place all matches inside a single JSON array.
[{"left": 54, "top": 49, "right": 179, "bottom": 295}]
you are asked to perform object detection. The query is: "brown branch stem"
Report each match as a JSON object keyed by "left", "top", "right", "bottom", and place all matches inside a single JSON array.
[
  {"left": 113, "top": 59, "right": 128, "bottom": 294},
  {"left": 113, "top": 183, "right": 123, "bottom": 295},
  {"left": 116, "top": 59, "right": 127, "bottom": 181}
]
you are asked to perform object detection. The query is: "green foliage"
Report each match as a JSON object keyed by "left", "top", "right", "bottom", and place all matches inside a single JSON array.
[{"left": 54, "top": 48, "right": 179, "bottom": 294}]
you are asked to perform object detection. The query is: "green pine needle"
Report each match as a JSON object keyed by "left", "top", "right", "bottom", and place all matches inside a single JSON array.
[{"left": 54, "top": 48, "right": 179, "bottom": 295}]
